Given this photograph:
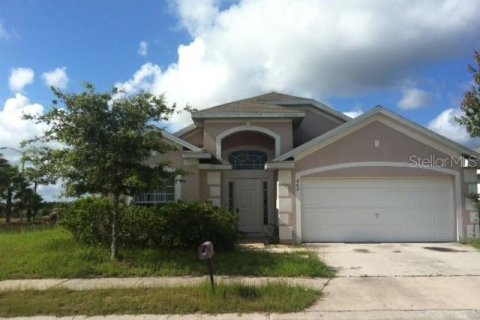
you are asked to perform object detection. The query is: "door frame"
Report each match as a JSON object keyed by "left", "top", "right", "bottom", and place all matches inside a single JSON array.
[{"left": 223, "top": 170, "right": 274, "bottom": 233}]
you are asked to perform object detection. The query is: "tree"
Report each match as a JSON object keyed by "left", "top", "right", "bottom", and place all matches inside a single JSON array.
[
  {"left": 0, "top": 162, "right": 22, "bottom": 224},
  {"left": 456, "top": 51, "right": 480, "bottom": 136},
  {"left": 23, "top": 84, "right": 176, "bottom": 259}
]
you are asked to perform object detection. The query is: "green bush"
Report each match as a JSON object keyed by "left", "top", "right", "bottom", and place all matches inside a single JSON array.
[
  {"left": 62, "top": 198, "right": 239, "bottom": 251},
  {"left": 61, "top": 197, "right": 112, "bottom": 245},
  {"left": 120, "top": 205, "right": 162, "bottom": 248},
  {"left": 158, "top": 201, "right": 239, "bottom": 251}
]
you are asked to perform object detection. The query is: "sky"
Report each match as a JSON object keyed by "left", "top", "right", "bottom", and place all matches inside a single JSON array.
[{"left": 1, "top": 0, "right": 480, "bottom": 200}]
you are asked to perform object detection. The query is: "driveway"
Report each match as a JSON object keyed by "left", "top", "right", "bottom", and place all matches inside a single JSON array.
[{"left": 308, "top": 243, "right": 480, "bottom": 314}]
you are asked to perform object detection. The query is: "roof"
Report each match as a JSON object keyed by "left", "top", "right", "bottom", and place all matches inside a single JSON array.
[
  {"left": 192, "top": 91, "right": 350, "bottom": 122},
  {"left": 272, "top": 106, "right": 479, "bottom": 162},
  {"left": 192, "top": 92, "right": 306, "bottom": 120}
]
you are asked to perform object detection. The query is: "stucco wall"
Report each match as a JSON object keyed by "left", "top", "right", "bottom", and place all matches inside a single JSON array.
[
  {"left": 293, "top": 107, "right": 344, "bottom": 147},
  {"left": 202, "top": 120, "right": 293, "bottom": 158},
  {"left": 279, "top": 120, "right": 470, "bottom": 242},
  {"left": 179, "top": 127, "right": 203, "bottom": 147},
  {"left": 296, "top": 121, "right": 463, "bottom": 171}
]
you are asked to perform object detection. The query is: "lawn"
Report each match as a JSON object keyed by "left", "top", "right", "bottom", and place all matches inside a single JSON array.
[
  {"left": 0, "top": 283, "right": 320, "bottom": 316},
  {"left": 0, "top": 227, "right": 334, "bottom": 279},
  {"left": 466, "top": 239, "right": 480, "bottom": 249}
]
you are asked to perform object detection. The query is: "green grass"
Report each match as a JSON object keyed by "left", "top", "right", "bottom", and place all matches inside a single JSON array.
[
  {"left": 465, "top": 239, "right": 480, "bottom": 249},
  {"left": 0, "top": 283, "right": 321, "bottom": 316},
  {"left": 0, "top": 228, "right": 334, "bottom": 279}
]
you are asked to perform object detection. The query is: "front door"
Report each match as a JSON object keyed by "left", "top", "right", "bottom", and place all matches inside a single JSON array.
[{"left": 235, "top": 179, "right": 264, "bottom": 233}]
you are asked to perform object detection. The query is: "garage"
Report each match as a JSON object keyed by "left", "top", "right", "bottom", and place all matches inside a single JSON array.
[{"left": 301, "top": 177, "right": 455, "bottom": 242}]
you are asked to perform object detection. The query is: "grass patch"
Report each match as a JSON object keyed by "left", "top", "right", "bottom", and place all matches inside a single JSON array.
[
  {"left": 465, "top": 239, "right": 480, "bottom": 249},
  {"left": 0, "top": 228, "right": 334, "bottom": 279},
  {"left": 0, "top": 283, "right": 320, "bottom": 316}
]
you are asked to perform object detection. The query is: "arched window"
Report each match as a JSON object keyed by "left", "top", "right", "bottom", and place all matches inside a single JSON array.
[{"left": 228, "top": 150, "right": 267, "bottom": 170}]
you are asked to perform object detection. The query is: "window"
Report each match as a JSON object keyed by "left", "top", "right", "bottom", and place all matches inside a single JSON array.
[
  {"left": 228, "top": 150, "right": 267, "bottom": 170},
  {"left": 135, "top": 176, "right": 176, "bottom": 205}
]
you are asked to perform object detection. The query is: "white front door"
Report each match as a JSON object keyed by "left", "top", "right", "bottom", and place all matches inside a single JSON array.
[{"left": 235, "top": 179, "right": 264, "bottom": 233}]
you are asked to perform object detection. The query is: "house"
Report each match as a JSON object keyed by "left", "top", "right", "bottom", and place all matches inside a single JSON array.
[{"left": 140, "top": 92, "right": 480, "bottom": 243}]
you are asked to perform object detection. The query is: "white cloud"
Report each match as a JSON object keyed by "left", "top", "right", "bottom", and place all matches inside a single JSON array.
[
  {"left": 0, "top": 94, "right": 65, "bottom": 200},
  {"left": 428, "top": 108, "right": 472, "bottom": 144},
  {"left": 0, "top": 94, "right": 45, "bottom": 148},
  {"left": 118, "top": 0, "right": 480, "bottom": 130},
  {"left": 138, "top": 41, "right": 149, "bottom": 56},
  {"left": 9, "top": 68, "right": 35, "bottom": 92},
  {"left": 343, "top": 109, "right": 364, "bottom": 118},
  {"left": 398, "top": 88, "right": 433, "bottom": 110},
  {"left": 115, "top": 63, "right": 161, "bottom": 95},
  {"left": 42, "top": 67, "right": 69, "bottom": 89}
]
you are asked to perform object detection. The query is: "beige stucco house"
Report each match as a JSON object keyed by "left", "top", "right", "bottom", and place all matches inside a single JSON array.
[{"left": 139, "top": 92, "right": 480, "bottom": 243}]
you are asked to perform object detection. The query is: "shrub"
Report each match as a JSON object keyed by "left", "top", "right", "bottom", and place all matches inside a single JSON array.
[
  {"left": 120, "top": 205, "right": 162, "bottom": 248},
  {"left": 62, "top": 197, "right": 239, "bottom": 251},
  {"left": 158, "top": 201, "right": 239, "bottom": 251},
  {"left": 61, "top": 197, "right": 112, "bottom": 245}
]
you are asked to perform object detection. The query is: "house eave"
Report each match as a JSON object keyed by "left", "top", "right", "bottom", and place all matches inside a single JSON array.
[
  {"left": 265, "top": 161, "right": 295, "bottom": 170},
  {"left": 198, "top": 163, "right": 233, "bottom": 170}
]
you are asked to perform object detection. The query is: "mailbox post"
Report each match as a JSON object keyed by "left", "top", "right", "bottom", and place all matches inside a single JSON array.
[{"left": 198, "top": 241, "right": 215, "bottom": 291}]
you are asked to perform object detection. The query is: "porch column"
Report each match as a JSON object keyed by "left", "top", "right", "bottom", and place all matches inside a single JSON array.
[
  {"left": 278, "top": 170, "right": 294, "bottom": 243},
  {"left": 207, "top": 171, "right": 221, "bottom": 207}
]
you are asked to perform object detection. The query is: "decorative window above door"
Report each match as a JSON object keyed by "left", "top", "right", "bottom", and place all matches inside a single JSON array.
[{"left": 228, "top": 150, "right": 267, "bottom": 170}]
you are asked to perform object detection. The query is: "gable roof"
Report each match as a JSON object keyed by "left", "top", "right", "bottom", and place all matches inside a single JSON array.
[
  {"left": 272, "top": 106, "right": 479, "bottom": 162},
  {"left": 160, "top": 129, "right": 202, "bottom": 152},
  {"left": 191, "top": 91, "right": 352, "bottom": 123},
  {"left": 192, "top": 95, "right": 305, "bottom": 120}
]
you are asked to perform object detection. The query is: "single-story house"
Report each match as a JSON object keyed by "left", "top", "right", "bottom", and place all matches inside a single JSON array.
[{"left": 139, "top": 92, "right": 480, "bottom": 243}]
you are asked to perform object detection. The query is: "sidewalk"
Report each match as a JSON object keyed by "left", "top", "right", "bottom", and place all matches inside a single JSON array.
[
  {"left": 2, "top": 310, "right": 480, "bottom": 320},
  {"left": 0, "top": 276, "right": 329, "bottom": 291},
  {"left": 2, "top": 277, "right": 480, "bottom": 319}
]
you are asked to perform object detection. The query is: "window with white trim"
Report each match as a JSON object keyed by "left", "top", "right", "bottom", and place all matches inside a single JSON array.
[{"left": 135, "top": 176, "right": 176, "bottom": 205}]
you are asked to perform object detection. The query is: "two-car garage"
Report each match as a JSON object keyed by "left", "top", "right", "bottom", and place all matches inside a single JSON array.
[{"left": 300, "top": 177, "right": 455, "bottom": 242}]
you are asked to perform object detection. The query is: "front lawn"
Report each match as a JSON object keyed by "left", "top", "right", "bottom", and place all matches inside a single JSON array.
[
  {"left": 465, "top": 239, "right": 480, "bottom": 249},
  {"left": 0, "top": 228, "right": 334, "bottom": 279},
  {"left": 0, "top": 283, "right": 320, "bottom": 316}
]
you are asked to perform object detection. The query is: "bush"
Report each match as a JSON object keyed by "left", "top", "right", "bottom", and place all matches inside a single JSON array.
[
  {"left": 61, "top": 197, "right": 112, "bottom": 245},
  {"left": 62, "top": 198, "right": 239, "bottom": 251},
  {"left": 158, "top": 201, "right": 239, "bottom": 251},
  {"left": 120, "top": 205, "right": 162, "bottom": 248}
]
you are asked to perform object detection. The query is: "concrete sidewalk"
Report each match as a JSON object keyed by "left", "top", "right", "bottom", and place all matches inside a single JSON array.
[
  {"left": 0, "top": 276, "right": 329, "bottom": 291},
  {"left": 2, "top": 310, "right": 480, "bottom": 320}
]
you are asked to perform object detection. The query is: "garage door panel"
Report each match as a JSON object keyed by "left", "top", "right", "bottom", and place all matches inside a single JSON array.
[{"left": 301, "top": 177, "right": 455, "bottom": 242}]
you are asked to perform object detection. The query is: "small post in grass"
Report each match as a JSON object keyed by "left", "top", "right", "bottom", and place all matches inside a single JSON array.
[{"left": 198, "top": 241, "right": 215, "bottom": 292}]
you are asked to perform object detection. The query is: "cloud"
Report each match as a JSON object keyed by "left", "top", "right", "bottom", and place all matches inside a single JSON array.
[
  {"left": 115, "top": 63, "right": 161, "bottom": 95},
  {"left": 118, "top": 0, "right": 480, "bottom": 130},
  {"left": 9, "top": 68, "right": 35, "bottom": 92},
  {"left": 398, "top": 88, "right": 433, "bottom": 110},
  {"left": 0, "top": 21, "right": 9, "bottom": 39},
  {"left": 343, "top": 109, "right": 364, "bottom": 118},
  {"left": 427, "top": 108, "right": 473, "bottom": 144},
  {"left": 138, "top": 40, "right": 149, "bottom": 56},
  {"left": 0, "top": 94, "right": 45, "bottom": 148},
  {"left": 42, "top": 67, "right": 69, "bottom": 89}
]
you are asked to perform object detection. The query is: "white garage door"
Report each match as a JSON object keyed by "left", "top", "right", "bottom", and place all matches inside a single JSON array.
[{"left": 301, "top": 177, "right": 455, "bottom": 242}]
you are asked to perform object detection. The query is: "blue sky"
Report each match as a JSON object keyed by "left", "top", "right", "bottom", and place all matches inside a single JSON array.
[{"left": 1, "top": 0, "right": 480, "bottom": 199}]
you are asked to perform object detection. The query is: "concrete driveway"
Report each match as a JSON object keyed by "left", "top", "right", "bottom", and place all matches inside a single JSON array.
[{"left": 308, "top": 243, "right": 480, "bottom": 317}]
